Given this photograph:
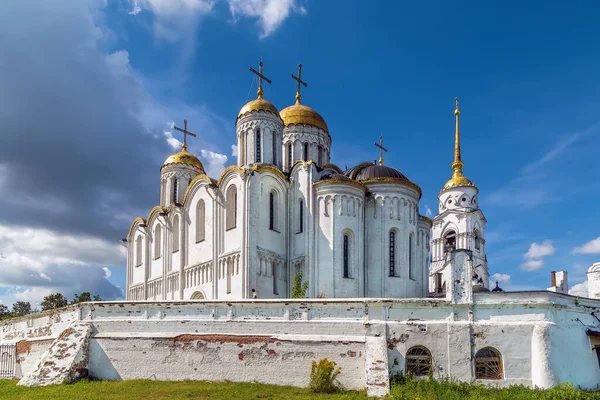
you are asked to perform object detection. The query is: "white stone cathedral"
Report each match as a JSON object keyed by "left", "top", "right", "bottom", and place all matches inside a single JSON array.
[{"left": 126, "top": 64, "right": 487, "bottom": 301}]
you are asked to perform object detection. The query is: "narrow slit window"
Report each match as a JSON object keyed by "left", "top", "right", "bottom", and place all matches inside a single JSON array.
[
  {"left": 256, "top": 129, "right": 261, "bottom": 163},
  {"left": 389, "top": 231, "right": 396, "bottom": 276},
  {"left": 287, "top": 143, "right": 292, "bottom": 169},
  {"left": 343, "top": 234, "right": 349, "bottom": 278}
]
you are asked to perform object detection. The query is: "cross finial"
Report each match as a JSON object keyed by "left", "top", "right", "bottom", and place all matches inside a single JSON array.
[
  {"left": 455, "top": 96, "right": 459, "bottom": 110},
  {"left": 249, "top": 61, "right": 272, "bottom": 99},
  {"left": 291, "top": 63, "right": 308, "bottom": 104},
  {"left": 173, "top": 119, "right": 197, "bottom": 151},
  {"left": 374, "top": 135, "right": 388, "bottom": 166}
]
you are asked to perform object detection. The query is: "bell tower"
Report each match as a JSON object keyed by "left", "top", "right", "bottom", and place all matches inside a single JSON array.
[{"left": 430, "top": 98, "right": 488, "bottom": 295}]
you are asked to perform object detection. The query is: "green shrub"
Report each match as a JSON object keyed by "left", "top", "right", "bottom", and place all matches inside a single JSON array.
[{"left": 309, "top": 358, "right": 341, "bottom": 393}]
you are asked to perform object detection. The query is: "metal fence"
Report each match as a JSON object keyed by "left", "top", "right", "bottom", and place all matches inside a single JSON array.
[{"left": 0, "top": 344, "right": 16, "bottom": 379}]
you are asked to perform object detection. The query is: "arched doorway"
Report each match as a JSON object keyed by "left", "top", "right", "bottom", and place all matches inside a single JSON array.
[{"left": 190, "top": 291, "right": 205, "bottom": 300}]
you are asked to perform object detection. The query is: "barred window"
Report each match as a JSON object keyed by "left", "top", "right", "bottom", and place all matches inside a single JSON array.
[
  {"left": 405, "top": 346, "right": 432, "bottom": 376},
  {"left": 269, "top": 191, "right": 278, "bottom": 231},
  {"left": 172, "top": 178, "right": 178, "bottom": 203},
  {"left": 287, "top": 143, "right": 292, "bottom": 169},
  {"left": 256, "top": 129, "right": 261, "bottom": 162},
  {"left": 389, "top": 230, "right": 396, "bottom": 276},
  {"left": 343, "top": 234, "right": 350, "bottom": 278},
  {"left": 475, "top": 347, "right": 503, "bottom": 380}
]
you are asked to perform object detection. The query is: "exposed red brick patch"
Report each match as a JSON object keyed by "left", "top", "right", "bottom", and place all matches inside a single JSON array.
[
  {"left": 173, "top": 334, "right": 277, "bottom": 344},
  {"left": 16, "top": 339, "right": 54, "bottom": 355}
]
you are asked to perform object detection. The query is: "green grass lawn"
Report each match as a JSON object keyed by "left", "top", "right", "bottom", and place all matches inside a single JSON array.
[{"left": 0, "top": 379, "right": 368, "bottom": 400}]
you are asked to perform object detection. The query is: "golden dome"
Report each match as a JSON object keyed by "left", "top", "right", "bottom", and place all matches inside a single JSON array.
[
  {"left": 443, "top": 174, "right": 475, "bottom": 190},
  {"left": 280, "top": 101, "right": 328, "bottom": 133},
  {"left": 237, "top": 98, "right": 280, "bottom": 120},
  {"left": 162, "top": 149, "right": 204, "bottom": 171}
]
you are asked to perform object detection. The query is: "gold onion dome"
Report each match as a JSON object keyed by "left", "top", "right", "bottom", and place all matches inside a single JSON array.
[
  {"left": 162, "top": 148, "right": 204, "bottom": 171},
  {"left": 442, "top": 99, "right": 476, "bottom": 191},
  {"left": 237, "top": 97, "right": 280, "bottom": 120},
  {"left": 280, "top": 96, "right": 328, "bottom": 133}
]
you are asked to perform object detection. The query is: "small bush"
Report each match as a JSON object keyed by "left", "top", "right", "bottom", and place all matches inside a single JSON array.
[{"left": 309, "top": 358, "right": 341, "bottom": 393}]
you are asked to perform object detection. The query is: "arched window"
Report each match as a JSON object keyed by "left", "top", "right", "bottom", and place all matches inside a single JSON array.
[
  {"left": 317, "top": 145, "right": 323, "bottom": 165},
  {"left": 343, "top": 232, "right": 353, "bottom": 278},
  {"left": 196, "top": 200, "right": 205, "bottom": 242},
  {"left": 405, "top": 346, "right": 432, "bottom": 376},
  {"left": 409, "top": 233, "right": 414, "bottom": 280},
  {"left": 303, "top": 142, "right": 309, "bottom": 161},
  {"left": 272, "top": 131, "right": 277, "bottom": 164},
  {"left": 154, "top": 225, "right": 162, "bottom": 259},
  {"left": 474, "top": 230, "right": 481, "bottom": 250},
  {"left": 172, "top": 215, "right": 180, "bottom": 253},
  {"left": 256, "top": 129, "right": 261, "bottom": 162},
  {"left": 298, "top": 200, "right": 303, "bottom": 233},
  {"left": 172, "top": 178, "right": 178, "bottom": 203},
  {"left": 226, "top": 185, "right": 237, "bottom": 230},
  {"left": 272, "top": 261, "right": 278, "bottom": 295},
  {"left": 135, "top": 236, "right": 143, "bottom": 266},
  {"left": 287, "top": 143, "right": 292, "bottom": 169},
  {"left": 475, "top": 347, "right": 503, "bottom": 380},
  {"left": 443, "top": 230, "right": 456, "bottom": 255},
  {"left": 269, "top": 191, "right": 279, "bottom": 231},
  {"left": 389, "top": 230, "right": 396, "bottom": 277}
]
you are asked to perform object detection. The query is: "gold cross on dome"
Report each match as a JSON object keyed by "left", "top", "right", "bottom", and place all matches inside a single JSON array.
[
  {"left": 249, "top": 61, "right": 272, "bottom": 99},
  {"left": 374, "top": 135, "right": 388, "bottom": 166},
  {"left": 291, "top": 63, "right": 308, "bottom": 103},
  {"left": 173, "top": 119, "right": 197, "bottom": 151}
]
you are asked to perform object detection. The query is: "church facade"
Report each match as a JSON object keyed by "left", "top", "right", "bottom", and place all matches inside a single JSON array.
[{"left": 127, "top": 63, "right": 490, "bottom": 301}]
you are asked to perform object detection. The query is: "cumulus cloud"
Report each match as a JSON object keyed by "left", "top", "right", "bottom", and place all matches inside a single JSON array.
[
  {"left": 521, "top": 240, "right": 555, "bottom": 271},
  {"left": 491, "top": 273, "right": 511, "bottom": 285},
  {"left": 228, "top": 0, "right": 306, "bottom": 38},
  {"left": 424, "top": 205, "right": 433, "bottom": 218},
  {"left": 572, "top": 237, "right": 600, "bottom": 255},
  {"left": 569, "top": 281, "right": 589, "bottom": 297},
  {"left": 128, "top": 0, "right": 214, "bottom": 43},
  {"left": 231, "top": 144, "right": 238, "bottom": 157},
  {"left": 200, "top": 149, "right": 228, "bottom": 178}
]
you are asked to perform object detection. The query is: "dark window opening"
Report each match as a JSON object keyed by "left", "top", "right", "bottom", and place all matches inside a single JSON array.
[
  {"left": 389, "top": 231, "right": 396, "bottom": 276},
  {"left": 256, "top": 130, "right": 261, "bottom": 163},
  {"left": 343, "top": 234, "right": 349, "bottom": 278}
]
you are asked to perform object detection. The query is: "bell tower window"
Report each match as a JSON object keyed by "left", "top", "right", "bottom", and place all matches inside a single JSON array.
[
  {"left": 272, "top": 131, "right": 277, "bottom": 164},
  {"left": 287, "top": 143, "right": 292, "bottom": 169},
  {"left": 303, "top": 142, "right": 309, "bottom": 161},
  {"left": 389, "top": 230, "right": 396, "bottom": 277},
  {"left": 443, "top": 230, "right": 456, "bottom": 256},
  {"left": 256, "top": 129, "right": 261, "bottom": 163},
  {"left": 172, "top": 178, "right": 178, "bottom": 203}
]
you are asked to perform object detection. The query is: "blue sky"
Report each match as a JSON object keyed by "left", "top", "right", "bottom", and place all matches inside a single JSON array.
[{"left": 1, "top": 0, "right": 599, "bottom": 306}]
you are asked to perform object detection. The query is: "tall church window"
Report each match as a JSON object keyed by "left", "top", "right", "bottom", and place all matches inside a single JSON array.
[
  {"left": 475, "top": 347, "right": 503, "bottom": 380},
  {"left": 405, "top": 346, "right": 433, "bottom": 376},
  {"left": 172, "top": 178, "right": 178, "bottom": 203},
  {"left": 272, "top": 261, "right": 278, "bottom": 295},
  {"left": 318, "top": 145, "right": 323, "bottom": 165},
  {"left": 154, "top": 225, "right": 162, "bottom": 259},
  {"left": 389, "top": 230, "right": 396, "bottom": 277},
  {"left": 172, "top": 215, "right": 180, "bottom": 253},
  {"left": 343, "top": 233, "right": 351, "bottom": 278},
  {"left": 226, "top": 185, "right": 237, "bottom": 230},
  {"left": 272, "top": 131, "right": 277, "bottom": 164},
  {"left": 474, "top": 230, "right": 481, "bottom": 250},
  {"left": 287, "top": 143, "right": 292, "bottom": 169},
  {"left": 196, "top": 200, "right": 205, "bottom": 242},
  {"left": 298, "top": 200, "right": 303, "bottom": 233},
  {"left": 303, "top": 142, "right": 309, "bottom": 161},
  {"left": 269, "top": 191, "right": 279, "bottom": 231},
  {"left": 443, "top": 230, "right": 456, "bottom": 256},
  {"left": 409, "top": 233, "right": 415, "bottom": 280},
  {"left": 135, "top": 236, "right": 143, "bottom": 267},
  {"left": 256, "top": 129, "right": 261, "bottom": 162}
]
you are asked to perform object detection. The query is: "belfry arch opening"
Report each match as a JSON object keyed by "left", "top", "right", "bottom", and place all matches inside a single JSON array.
[{"left": 443, "top": 230, "right": 456, "bottom": 255}]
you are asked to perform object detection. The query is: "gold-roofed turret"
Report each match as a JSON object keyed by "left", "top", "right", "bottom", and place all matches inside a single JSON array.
[
  {"left": 237, "top": 61, "right": 280, "bottom": 120},
  {"left": 162, "top": 119, "right": 204, "bottom": 171},
  {"left": 442, "top": 97, "right": 476, "bottom": 191},
  {"left": 280, "top": 63, "right": 329, "bottom": 133}
]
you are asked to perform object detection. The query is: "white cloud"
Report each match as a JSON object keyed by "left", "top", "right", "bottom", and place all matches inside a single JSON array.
[
  {"left": 521, "top": 240, "right": 555, "bottom": 271},
  {"left": 103, "top": 267, "right": 112, "bottom": 279},
  {"left": 228, "top": 0, "right": 306, "bottom": 38},
  {"left": 163, "top": 123, "right": 182, "bottom": 151},
  {"left": 128, "top": 0, "right": 214, "bottom": 43},
  {"left": 231, "top": 144, "right": 238, "bottom": 157},
  {"left": 424, "top": 205, "right": 433, "bottom": 218},
  {"left": 572, "top": 237, "right": 600, "bottom": 255},
  {"left": 492, "top": 273, "right": 511, "bottom": 284},
  {"left": 569, "top": 281, "right": 588, "bottom": 297},
  {"left": 200, "top": 149, "right": 228, "bottom": 178}
]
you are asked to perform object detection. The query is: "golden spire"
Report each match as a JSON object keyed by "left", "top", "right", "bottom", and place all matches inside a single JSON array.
[
  {"left": 441, "top": 97, "right": 475, "bottom": 191},
  {"left": 173, "top": 119, "right": 197, "bottom": 151},
  {"left": 291, "top": 63, "right": 308, "bottom": 104},
  {"left": 374, "top": 135, "right": 388, "bottom": 165},
  {"left": 249, "top": 61, "right": 272, "bottom": 99}
]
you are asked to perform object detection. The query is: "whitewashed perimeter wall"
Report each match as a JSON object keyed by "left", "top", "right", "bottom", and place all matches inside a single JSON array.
[{"left": 2, "top": 294, "right": 600, "bottom": 396}]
